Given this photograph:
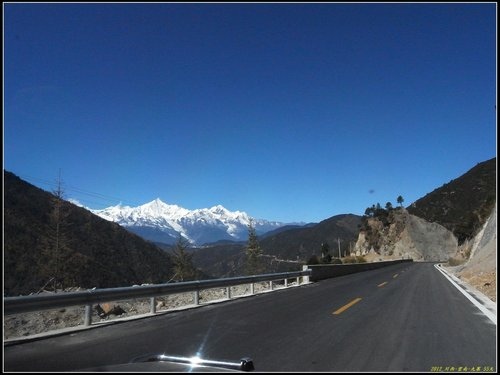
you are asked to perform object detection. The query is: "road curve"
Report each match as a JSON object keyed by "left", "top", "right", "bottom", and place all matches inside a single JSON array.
[{"left": 4, "top": 262, "right": 496, "bottom": 372}]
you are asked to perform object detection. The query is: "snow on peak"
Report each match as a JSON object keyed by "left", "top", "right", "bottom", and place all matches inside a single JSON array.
[
  {"left": 89, "top": 199, "right": 287, "bottom": 245},
  {"left": 208, "top": 204, "right": 232, "bottom": 217},
  {"left": 139, "top": 198, "right": 189, "bottom": 218},
  {"left": 211, "top": 204, "right": 227, "bottom": 212}
]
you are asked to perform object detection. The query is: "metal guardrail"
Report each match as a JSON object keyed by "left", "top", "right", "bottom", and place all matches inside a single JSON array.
[{"left": 4, "top": 270, "right": 312, "bottom": 326}]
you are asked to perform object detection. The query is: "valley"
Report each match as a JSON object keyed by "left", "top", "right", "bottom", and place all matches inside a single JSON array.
[{"left": 3, "top": 157, "right": 496, "bottom": 300}]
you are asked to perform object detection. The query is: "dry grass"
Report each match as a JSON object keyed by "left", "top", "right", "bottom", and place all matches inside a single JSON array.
[{"left": 458, "top": 270, "right": 496, "bottom": 302}]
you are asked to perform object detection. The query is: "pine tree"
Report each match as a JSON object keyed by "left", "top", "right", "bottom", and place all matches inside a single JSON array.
[
  {"left": 364, "top": 206, "right": 374, "bottom": 217},
  {"left": 320, "top": 242, "right": 331, "bottom": 263},
  {"left": 397, "top": 195, "right": 404, "bottom": 207},
  {"left": 245, "top": 219, "right": 264, "bottom": 275},
  {"left": 172, "top": 236, "right": 197, "bottom": 281}
]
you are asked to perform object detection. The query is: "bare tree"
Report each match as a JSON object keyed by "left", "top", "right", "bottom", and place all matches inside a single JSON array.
[{"left": 43, "top": 170, "right": 71, "bottom": 291}]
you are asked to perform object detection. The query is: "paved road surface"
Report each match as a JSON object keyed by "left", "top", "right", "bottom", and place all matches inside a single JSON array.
[{"left": 4, "top": 263, "right": 497, "bottom": 372}]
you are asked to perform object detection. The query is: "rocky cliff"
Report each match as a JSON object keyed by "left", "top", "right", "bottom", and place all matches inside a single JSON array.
[
  {"left": 450, "top": 203, "right": 497, "bottom": 301},
  {"left": 354, "top": 208, "right": 458, "bottom": 261},
  {"left": 463, "top": 202, "right": 497, "bottom": 271}
]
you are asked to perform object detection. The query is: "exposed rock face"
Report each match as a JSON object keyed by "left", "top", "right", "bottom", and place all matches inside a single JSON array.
[
  {"left": 394, "top": 215, "right": 458, "bottom": 261},
  {"left": 451, "top": 203, "right": 497, "bottom": 301},
  {"left": 354, "top": 208, "right": 458, "bottom": 261},
  {"left": 463, "top": 203, "right": 496, "bottom": 272}
]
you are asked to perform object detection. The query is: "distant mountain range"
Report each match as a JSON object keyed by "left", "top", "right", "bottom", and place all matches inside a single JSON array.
[
  {"left": 89, "top": 198, "right": 296, "bottom": 246},
  {"left": 87, "top": 158, "right": 496, "bottom": 250}
]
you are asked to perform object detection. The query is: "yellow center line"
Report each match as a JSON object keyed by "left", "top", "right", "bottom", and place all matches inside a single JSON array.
[
  {"left": 378, "top": 281, "right": 388, "bottom": 287},
  {"left": 332, "top": 297, "right": 362, "bottom": 315},
  {"left": 393, "top": 273, "right": 399, "bottom": 278}
]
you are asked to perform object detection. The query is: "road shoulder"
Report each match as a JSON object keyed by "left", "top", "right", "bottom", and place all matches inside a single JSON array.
[{"left": 435, "top": 264, "right": 496, "bottom": 325}]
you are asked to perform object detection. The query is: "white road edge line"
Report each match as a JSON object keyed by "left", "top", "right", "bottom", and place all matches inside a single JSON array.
[{"left": 434, "top": 264, "right": 496, "bottom": 325}]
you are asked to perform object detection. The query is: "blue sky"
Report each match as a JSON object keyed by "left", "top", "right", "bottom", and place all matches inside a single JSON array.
[{"left": 4, "top": 3, "right": 497, "bottom": 223}]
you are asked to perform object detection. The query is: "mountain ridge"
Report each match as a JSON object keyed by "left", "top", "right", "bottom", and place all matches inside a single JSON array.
[
  {"left": 3, "top": 171, "right": 175, "bottom": 296},
  {"left": 89, "top": 198, "right": 297, "bottom": 245},
  {"left": 407, "top": 157, "right": 496, "bottom": 243}
]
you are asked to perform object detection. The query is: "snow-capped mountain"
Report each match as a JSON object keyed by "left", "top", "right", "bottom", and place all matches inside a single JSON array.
[{"left": 89, "top": 198, "right": 288, "bottom": 246}]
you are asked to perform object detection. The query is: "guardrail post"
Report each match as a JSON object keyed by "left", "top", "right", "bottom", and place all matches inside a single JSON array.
[
  {"left": 270, "top": 280, "right": 273, "bottom": 290},
  {"left": 284, "top": 278, "right": 288, "bottom": 288},
  {"left": 302, "top": 265, "right": 310, "bottom": 284},
  {"left": 84, "top": 304, "right": 92, "bottom": 326},
  {"left": 194, "top": 290, "right": 199, "bottom": 305},
  {"left": 150, "top": 297, "right": 156, "bottom": 314},
  {"left": 226, "top": 287, "right": 231, "bottom": 299},
  {"left": 250, "top": 283, "right": 254, "bottom": 295}
]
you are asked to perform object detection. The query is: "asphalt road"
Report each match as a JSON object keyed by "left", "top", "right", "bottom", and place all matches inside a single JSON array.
[{"left": 4, "top": 262, "right": 497, "bottom": 372}]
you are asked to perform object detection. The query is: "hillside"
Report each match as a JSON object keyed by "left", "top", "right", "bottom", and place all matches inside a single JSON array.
[
  {"left": 407, "top": 157, "right": 496, "bottom": 243},
  {"left": 259, "top": 214, "right": 362, "bottom": 260},
  {"left": 190, "top": 214, "right": 362, "bottom": 278},
  {"left": 4, "top": 171, "right": 174, "bottom": 296},
  {"left": 191, "top": 243, "right": 247, "bottom": 278},
  {"left": 353, "top": 157, "right": 496, "bottom": 263}
]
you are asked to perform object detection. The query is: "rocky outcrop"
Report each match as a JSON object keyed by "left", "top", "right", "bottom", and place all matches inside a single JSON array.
[
  {"left": 447, "top": 203, "right": 496, "bottom": 302},
  {"left": 464, "top": 203, "right": 496, "bottom": 271},
  {"left": 354, "top": 208, "right": 458, "bottom": 261}
]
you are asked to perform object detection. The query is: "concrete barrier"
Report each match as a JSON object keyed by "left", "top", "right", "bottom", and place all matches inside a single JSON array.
[{"left": 304, "top": 259, "right": 413, "bottom": 282}]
